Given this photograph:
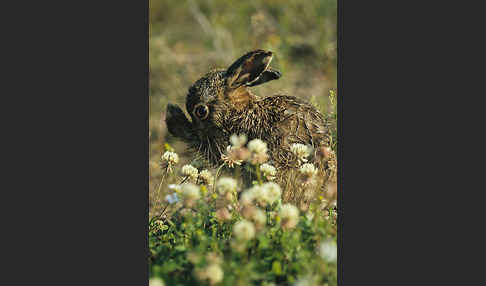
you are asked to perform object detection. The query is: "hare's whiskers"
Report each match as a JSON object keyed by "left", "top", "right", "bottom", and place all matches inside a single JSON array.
[
  {"left": 207, "top": 137, "right": 216, "bottom": 164},
  {"left": 197, "top": 142, "right": 203, "bottom": 154},
  {"left": 205, "top": 137, "right": 211, "bottom": 163},
  {"left": 214, "top": 140, "right": 223, "bottom": 158}
]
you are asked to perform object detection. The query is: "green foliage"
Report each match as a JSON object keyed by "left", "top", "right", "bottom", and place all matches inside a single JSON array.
[
  {"left": 149, "top": 199, "right": 337, "bottom": 286},
  {"left": 150, "top": 143, "right": 337, "bottom": 285}
]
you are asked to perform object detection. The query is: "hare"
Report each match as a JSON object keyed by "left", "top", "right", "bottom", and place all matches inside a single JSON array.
[{"left": 166, "top": 50, "right": 336, "bottom": 203}]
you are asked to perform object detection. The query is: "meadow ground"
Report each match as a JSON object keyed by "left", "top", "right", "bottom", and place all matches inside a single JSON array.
[{"left": 149, "top": 1, "right": 337, "bottom": 285}]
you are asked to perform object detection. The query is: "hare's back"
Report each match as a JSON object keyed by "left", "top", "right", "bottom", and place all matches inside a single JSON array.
[{"left": 262, "top": 95, "right": 329, "bottom": 150}]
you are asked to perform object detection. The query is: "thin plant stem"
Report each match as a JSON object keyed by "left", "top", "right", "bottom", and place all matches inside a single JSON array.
[
  {"left": 255, "top": 164, "right": 262, "bottom": 185},
  {"left": 156, "top": 167, "right": 169, "bottom": 196},
  {"left": 213, "top": 163, "right": 225, "bottom": 193}
]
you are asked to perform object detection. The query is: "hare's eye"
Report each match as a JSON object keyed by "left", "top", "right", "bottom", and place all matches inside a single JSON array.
[{"left": 194, "top": 104, "right": 209, "bottom": 120}]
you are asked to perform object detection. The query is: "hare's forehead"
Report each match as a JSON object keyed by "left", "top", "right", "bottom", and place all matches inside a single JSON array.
[{"left": 187, "top": 71, "right": 225, "bottom": 102}]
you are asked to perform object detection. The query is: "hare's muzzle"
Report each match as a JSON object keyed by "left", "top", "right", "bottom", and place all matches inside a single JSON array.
[{"left": 165, "top": 103, "right": 196, "bottom": 142}]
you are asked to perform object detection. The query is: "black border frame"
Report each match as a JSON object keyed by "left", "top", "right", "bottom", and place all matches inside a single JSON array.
[{"left": 15, "top": 0, "right": 450, "bottom": 284}]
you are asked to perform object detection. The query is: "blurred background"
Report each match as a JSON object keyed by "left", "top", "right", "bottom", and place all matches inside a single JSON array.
[{"left": 149, "top": 0, "right": 337, "bottom": 213}]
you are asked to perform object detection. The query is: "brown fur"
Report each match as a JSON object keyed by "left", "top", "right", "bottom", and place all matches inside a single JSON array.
[{"left": 166, "top": 50, "right": 336, "bottom": 202}]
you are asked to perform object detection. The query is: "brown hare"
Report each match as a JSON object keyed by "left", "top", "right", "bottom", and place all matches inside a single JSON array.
[{"left": 166, "top": 50, "right": 336, "bottom": 204}]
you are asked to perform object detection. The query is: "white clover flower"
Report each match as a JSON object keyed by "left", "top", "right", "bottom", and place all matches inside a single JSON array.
[
  {"left": 181, "top": 164, "right": 199, "bottom": 182},
  {"left": 149, "top": 278, "right": 165, "bottom": 286},
  {"left": 239, "top": 188, "right": 256, "bottom": 205},
  {"left": 198, "top": 169, "right": 214, "bottom": 185},
  {"left": 215, "top": 177, "right": 237, "bottom": 194},
  {"left": 247, "top": 139, "right": 269, "bottom": 164},
  {"left": 233, "top": 219, "right": 255, "bottom": 241},
  {"left": 290, "top": 143, "right": 311, "bottom": 164},
  {"left": 260, "top": 163, "right": 276, "bottom": 180},
  {"left": 252, "top": 208, "right": 267, "bottom": 227},
  {"left": 165, "top": 193, "right": 179, "bottom": 204},
  {"left": 279, "top": 203, "right": 299, "bottom": 229},
  {"left": 299, "top": 163, "right": 317, "bottom": 177},
  {"left": 230, "top": 133, "right": 247, "bottom": 148},
  {"left": 221, "top": 145, "right": 244, "bottom": 168},
  {"left": 205, "top": 264, "right": 224, "bottom": 285},
  {"left": 318, "top": 240, "right": 337, "bottom": 263},
  {"left": 248, "top": 139, "right": 267, "bottom": 154},
  {"left": 280, "top": 204, "right": 299, "bottom": 220},
  {"left": 247, "top": 185, "right": 267, "bottom": 205},
  {"left": 181, "top": 183, "right": 200, "bottom": 201},
  {"left": 161, "top": 151, "right": 179, "bottom": 165},
  {"left": 262, "top": 182, "right": 281, "bottom": 204}
]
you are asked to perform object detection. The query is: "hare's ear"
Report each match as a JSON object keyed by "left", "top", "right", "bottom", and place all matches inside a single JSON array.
[
  {"left": 246, "top": 68, "right": 281, "bottom": 87},
  {"left": 225, "top": 50, "right": 274, "bottom": 89},
  {"left": 166, "top": 104, "right": 197, "bottom": 142}
]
